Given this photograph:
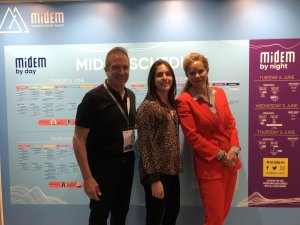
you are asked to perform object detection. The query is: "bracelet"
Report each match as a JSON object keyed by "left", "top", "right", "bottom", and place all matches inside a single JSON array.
[{"left": 230, "top": 147, "right": 241, "bottom": 156}]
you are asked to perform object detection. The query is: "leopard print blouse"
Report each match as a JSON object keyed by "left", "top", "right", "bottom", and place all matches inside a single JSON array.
[{"left": 136, "top": 99, "right": 183, "bottom": 185}]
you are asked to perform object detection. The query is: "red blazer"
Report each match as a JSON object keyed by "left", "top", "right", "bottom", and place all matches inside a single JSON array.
[{"left": 176, "top": 87, "right": 242, "bottom": 179}]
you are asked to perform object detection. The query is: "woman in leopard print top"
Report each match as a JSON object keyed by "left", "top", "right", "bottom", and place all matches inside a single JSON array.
[{"left": 136, "top": 59, "right": 183, "bottom": 225}]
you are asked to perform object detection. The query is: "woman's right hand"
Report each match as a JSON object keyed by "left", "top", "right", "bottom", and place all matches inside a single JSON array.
[{"left": 151, "top": 180, "right": 164, "bottom": 199}]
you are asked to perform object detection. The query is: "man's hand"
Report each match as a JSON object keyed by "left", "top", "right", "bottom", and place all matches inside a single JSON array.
[{"left": 84, "top": 178, "right": 101, "bottom": 201}]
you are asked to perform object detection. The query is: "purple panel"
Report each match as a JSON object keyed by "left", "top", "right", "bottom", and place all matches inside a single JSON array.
[{"left": 249, "top": 39, "right": 300, "bottom": 207}]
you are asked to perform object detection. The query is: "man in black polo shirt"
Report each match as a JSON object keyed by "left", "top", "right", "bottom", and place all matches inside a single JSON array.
[{"left": 73, "top": 47, "right": 136, "bottom": 225}]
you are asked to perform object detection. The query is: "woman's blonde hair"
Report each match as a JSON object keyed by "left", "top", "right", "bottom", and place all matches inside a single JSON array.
[{"left": 182, "top": 52, "right": 209, "bottom": 92}]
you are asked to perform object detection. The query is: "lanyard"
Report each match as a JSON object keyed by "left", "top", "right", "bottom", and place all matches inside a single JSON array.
[{"left": 103, "top": 82, "right": 130, "bottom": 127}]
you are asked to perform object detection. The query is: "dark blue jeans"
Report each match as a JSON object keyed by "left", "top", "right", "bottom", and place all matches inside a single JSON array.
[
  {"left": 89, "top": 156, "right": 135, "bottom": 225},
  {"left": 144, "top": 174, "right": 180, "bottom": 225}
]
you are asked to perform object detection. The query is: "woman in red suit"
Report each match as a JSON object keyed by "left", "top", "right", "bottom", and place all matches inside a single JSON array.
[{"left": 176, "top": 52, "right": 242, "bottom": 225}]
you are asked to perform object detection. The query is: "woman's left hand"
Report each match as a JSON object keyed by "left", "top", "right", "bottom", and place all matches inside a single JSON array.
[{"left": 223, "top": 150, "right": 238, "bottom": 167}]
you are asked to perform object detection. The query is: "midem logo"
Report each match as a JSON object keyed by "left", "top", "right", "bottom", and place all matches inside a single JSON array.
[{"left": 0, "top": 7, "right": 29, "bottom": 33}]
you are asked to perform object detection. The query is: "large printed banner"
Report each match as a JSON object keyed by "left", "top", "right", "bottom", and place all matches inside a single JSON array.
[
  {"left": 4, "top": 41, "right": 248, "bottom": 205},
  {"left": 248, "top": 39, "right": 300, "bottom": 207}
]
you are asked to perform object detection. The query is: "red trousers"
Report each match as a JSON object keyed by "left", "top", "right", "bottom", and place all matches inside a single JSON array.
[{"left": 198, "top": 170, "right": 237, "bottom": 225}]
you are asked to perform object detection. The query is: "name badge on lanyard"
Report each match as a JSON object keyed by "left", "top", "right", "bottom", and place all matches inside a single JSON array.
[
  {"left": 123, "top": 129, "right": 135, "bottom": 152},
  {"left": 104, "top": 82, "right": 135, "bottom": 152}
]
